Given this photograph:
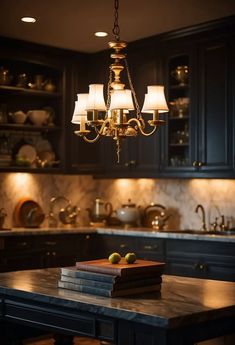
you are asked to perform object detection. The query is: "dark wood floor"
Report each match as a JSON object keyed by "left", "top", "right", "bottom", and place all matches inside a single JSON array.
[
  {"left": 24, "top": 335, "right": 100, "bottom": 345},
  {"left": 23, "top": 335, "right": 235, "bottom": 345}
]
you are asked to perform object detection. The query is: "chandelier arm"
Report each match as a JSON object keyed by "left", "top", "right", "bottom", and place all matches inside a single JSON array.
[
  {"left": 99, "top": 118, "right": 112, "bottom": 132},
  {"left": 127, "top": 118, "right": 158, "bottom": 137},
  {"left": 81, "top": 119, "right": 112, "bottom": 144},
  {"left": 82, "top": 133, "right": 101, "bottom": 143}
]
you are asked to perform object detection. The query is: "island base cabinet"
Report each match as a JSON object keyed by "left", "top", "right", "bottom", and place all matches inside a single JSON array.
[
  {"left": 118, "top": 320, "right": 197, "bottom": 345},
  {"left": 118, "top": 318, "right": 235, "bottom": 345}
]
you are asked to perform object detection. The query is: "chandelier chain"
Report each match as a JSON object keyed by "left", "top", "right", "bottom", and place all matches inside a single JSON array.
[
  {"left": 112, "top": 0, "right": 120, "bottom": 40},
  {"left": 106, "top": 67, "right": 113, "bottom": 111},
  {"left": 124, "top": 58, "right": 141, "bottom": 118}
]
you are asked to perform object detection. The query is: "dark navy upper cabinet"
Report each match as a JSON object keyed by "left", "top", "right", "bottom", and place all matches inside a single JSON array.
[
  {"left": 94, "top": 18, "right": 235, "bottom": 178},
  {"left": 160, "top": 43, "right": 197, "bottom": 176},
  {"left": 160, "top": 25, "right": 235, "bottom": 178},
  {"left": 197, "top": 38, "right": 234, "bottom": 176}
]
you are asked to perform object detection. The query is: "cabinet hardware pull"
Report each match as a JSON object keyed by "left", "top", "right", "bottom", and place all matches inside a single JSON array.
[
  {"left": 198, "top": 161, "right": 203, "bottom": 167},
  {"left": 143, "top": 245, "right": 158, "bottom": 250},
  {"left": 45, "top": 241, "right": 57, "bottom": 246},
  {"left": 52, "top": 251, "right": 56, "bottom": 256},
  {"left": 202, "top": 263, "right": 208, "bottom": 271},
  {"left": 46, "top": 251, "right": 50, "bottom": 256},
  {"left": 85, "top": 235, "right": 90, "bottom": 240},
  {"left": 18, "top": 242, "right": 28, "bottom": 247},
  {"left": 194, "top": 263, "right": 208, "bottom": 271},
  {"left": 193, "top": 161, "right": 198, "bottom": 167},
  {"left": 120, "top": 244, "right": 127, "bottom": 248}
]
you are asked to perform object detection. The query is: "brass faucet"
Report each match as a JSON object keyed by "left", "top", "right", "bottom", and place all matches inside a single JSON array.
[
  {"left": 195, "top": 204, "right": 207, "bottom": 231},
  {"left": 219, "top": 215, "right": 230, "bottom": 231}
]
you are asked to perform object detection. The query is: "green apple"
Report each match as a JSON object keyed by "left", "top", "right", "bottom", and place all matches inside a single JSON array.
[
  {"left": 125, "top": 252, "right": 137, "bottom": 264},
  {"left": 108, "top": 252, "right": 121, "bottom": 264}
]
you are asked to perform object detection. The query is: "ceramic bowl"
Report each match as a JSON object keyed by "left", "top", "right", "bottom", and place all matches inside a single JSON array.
[
  {"left": 11, "top": 111, "right": 28, "bottom": 124},
  {"left": 28, "top": 110, "right": 48, "bottom": 126}
]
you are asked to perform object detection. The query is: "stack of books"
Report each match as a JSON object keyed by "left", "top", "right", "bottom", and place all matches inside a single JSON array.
[{"left": 58, "top": 258, "right": 165, "bottom": 297}]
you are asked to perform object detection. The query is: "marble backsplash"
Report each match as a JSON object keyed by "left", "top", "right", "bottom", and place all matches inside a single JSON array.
[{"left": 0, "top": 172, "right": 235, "bottom": 230}]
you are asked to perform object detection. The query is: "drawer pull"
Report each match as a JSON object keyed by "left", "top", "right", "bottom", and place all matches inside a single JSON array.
[
  {"left": 45, "top": 241, "right": 57, "bottom": 246},
  {"left": 194, "top": 263, "right": 208, "bottom": 271},
  {"left": 18, "top": 242, "right": 28, "bottom": 247},
  {"left": 143, "top": 245, "right": 158, "bottom": 250},
  {"left": 52, "top": 251, "right": 56, "bottom": 256},
  {"left": 86, "top": 235, "right": 90, "bottom": 240},
  {"left": 120, "top": 243, "right": 127, "bottom": 248}
]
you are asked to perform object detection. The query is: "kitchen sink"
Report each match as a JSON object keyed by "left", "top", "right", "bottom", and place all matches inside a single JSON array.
[{"left": 162, "top": 229, "right": 235, "bottom": 236}]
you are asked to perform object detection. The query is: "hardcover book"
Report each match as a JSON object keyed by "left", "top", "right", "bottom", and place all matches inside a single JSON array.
[
  {"left": 75, "top": 258, "right": 165, "bottom": 277},
  {"left": 61, "top": 266, "right": 163, "bottom": 284},
  {"left": 58, "top": 280, "right": 161, "bottom": 297},
  {"left": 60, "top": 274, "right": 162, "bottom": 290}
]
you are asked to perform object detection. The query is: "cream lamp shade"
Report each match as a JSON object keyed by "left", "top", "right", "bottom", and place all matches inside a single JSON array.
[
  {"left": 86, "top": 84, "right": 106, "bottom": 111},
  {"left": 71, "top": 93, "right": 89, "bottom": 123},
  {"left": 109, "top": 89, "right": 135, "bottom": 110},
  {"left": 71, "top": 94, "right": 89, "bottom": 133},
  {"left": 142, "top": 85, "right": 169, "bottom": 113}
]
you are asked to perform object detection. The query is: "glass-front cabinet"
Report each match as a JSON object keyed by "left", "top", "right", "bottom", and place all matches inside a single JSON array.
[{"left": 163, "top": 52, "right": 194, "bottom": 173}]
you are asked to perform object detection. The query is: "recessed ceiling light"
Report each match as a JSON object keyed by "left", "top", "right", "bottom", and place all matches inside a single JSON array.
[
  {"left": 21, "top": 17, "right": 36, "bottom": 23},
  {"left": 95, "top": 31, "right": 108, "bottom": 37}
]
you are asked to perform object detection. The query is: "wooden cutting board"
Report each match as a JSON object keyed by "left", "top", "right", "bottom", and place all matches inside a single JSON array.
[{"left": 76, "top": 258, "right": 165, "bottom": 277}]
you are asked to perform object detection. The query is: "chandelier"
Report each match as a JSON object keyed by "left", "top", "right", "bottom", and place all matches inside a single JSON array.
[{"left": 71, "top": 0, "right": 169, "bottom": 163}]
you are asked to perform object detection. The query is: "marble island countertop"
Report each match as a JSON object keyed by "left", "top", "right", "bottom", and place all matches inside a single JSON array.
[
  {"left": 0, "top": 268, "right": 235, "bottom": 328},
  {"left": 0, "top": 225, "right": 235, "bottom": 242}
]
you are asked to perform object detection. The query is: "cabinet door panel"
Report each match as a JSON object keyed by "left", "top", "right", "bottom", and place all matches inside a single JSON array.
[
  {"left": 161, "top": 45, "right": 197, "bottom": 176},
  {"left": 94, "top": 234, "right": 136, "bottom": 258},
  {"left": 66, "top": 60, "right": 104, "bottom": 174},
  {"left": 135, "top": 238, "right": 165, "bottom": 261},
  {"left": 129, "top": 51, "right": 161, "bottom": 175},
  {"left": 198, "top": 41, "right": 233, "bottom": 172},
  {"left": 102, "top": 138, "right": 135, "bottom": 176}
]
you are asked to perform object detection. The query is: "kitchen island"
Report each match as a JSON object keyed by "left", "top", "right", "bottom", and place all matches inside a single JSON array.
[{"left": 0, "top": 268, "right": 235, "bottom": 345}]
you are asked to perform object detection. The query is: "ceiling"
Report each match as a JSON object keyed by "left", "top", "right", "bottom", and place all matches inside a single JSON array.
[{"left": 0, "top": 0, "right": 235, "bottom": 53}]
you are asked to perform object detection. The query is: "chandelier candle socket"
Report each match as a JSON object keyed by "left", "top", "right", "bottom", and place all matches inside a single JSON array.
[{"left": 71, "top": 0, "right": 169, "bottom": 162}]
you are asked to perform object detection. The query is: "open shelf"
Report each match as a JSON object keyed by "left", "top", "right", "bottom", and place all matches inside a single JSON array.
[
  {"left": 0, "top": 85, "right": 61, "bottom": 97},
  {"left": 0, "top": 56, "right": 64, "bottom": 173},
  {"left": 0, "top": 123, "right": 61, "bottom": 132}
]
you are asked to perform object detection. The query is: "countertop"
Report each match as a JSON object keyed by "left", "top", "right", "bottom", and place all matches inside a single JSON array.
[
  {"left": 0, "top": 226, "right": 235, "bottom": 242},
  {"left": 0, "top": 268, "right": 234, "bottom": 328}
]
